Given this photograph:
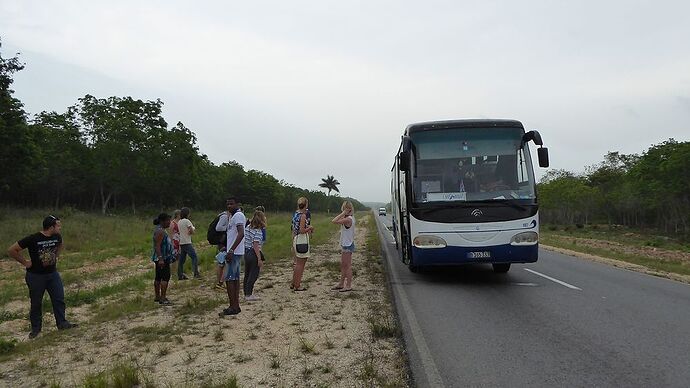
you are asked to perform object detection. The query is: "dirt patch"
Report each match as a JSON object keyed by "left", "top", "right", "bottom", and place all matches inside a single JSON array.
[{"left": 0, "top": 216, "right": 408, "bottom": 387}]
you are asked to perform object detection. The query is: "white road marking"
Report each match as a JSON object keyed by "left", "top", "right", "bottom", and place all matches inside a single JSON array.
[
  {"left": 376, "top": 216, "right": 446, "bottom": 388},
  {"left": 511, "top": 282, "right": 539, "bottom": 287},
  {"left": 524, "top": 268, "right": 582, "bottom": 290}
]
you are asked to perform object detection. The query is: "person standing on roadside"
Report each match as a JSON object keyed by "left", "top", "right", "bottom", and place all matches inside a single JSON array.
[
  {"left": 219, "top": 197, "right": 246, "bottom": 316},
  {"left": 214, "top": 199, "right": 234, "bottom": 290},
  {"left": 244, "top": 210, "right": 267, "bottom": 301},
  {"left": 291, "top": 197, "right": 314, "bottom": 291},
  {"left": 152, "top": 213, "right": 175, "bottom": 305},
  {"left": 171, "top": 209, "right": 181, "bottom": 261},
  {"left": 331, "top": 201, "right": 355, "bottom": 292},
  {"left": 7, "top": 215, "right": 78, "bottom": 339},
  {"left": 177, "top": 207, "right": 200, "bottom": 280}
]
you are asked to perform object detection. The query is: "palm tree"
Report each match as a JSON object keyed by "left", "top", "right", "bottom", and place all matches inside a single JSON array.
[{"left": 319, "top": 175, "right": 340, "bottom": 196}]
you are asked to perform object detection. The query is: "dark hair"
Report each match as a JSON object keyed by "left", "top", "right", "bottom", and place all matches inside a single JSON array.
[
  {"left": 42, "top": 215, "right": 60, "bottom": 230},
  {"left": 226, "top": 196, "right": 240, "bottom": 204},
  {"left": 180, "top": 207, "right": 190, "bottom": 219},
  {"left": 153, "top": 213, "right": 171, "bottom": 225}
]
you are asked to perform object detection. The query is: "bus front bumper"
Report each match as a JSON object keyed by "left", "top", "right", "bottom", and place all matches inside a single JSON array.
[{"left": 411, "top": 243, "right": 538, "bottom": 266}]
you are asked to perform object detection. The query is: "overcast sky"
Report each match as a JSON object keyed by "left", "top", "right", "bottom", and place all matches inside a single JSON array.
[{"left": 2, "top": 0, "right": 689, "bottom": 202}]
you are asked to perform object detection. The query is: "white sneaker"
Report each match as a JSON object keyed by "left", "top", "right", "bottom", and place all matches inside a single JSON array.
[{"left": 246, "top": 294, "right": 260, "bottom": 301}]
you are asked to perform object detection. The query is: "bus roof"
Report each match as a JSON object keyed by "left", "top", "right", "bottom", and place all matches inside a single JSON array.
[{"left": 404, "top": 119, "right": 524, "bottom": 135}]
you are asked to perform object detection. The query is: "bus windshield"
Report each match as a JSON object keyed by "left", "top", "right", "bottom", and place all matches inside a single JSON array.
[{"left": 409, "top": 127, "right": 536, "bottom": 204}]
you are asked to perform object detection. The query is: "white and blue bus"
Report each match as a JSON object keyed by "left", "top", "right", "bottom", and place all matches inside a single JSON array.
[{"left": 391, "top": 119, "right": 549, "bottom": 273}]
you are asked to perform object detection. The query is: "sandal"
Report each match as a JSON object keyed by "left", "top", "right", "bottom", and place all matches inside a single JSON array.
[{"left": 339, "top": 288, "right": 352, "bottom": 293}]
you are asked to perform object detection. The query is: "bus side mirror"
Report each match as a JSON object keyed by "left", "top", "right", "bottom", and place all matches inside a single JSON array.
[
  {"left": 538, "top": 147, "right": 549, "bottom": 168},
  {"left": 522, "top": 130, "right": 543, "bottom": 146}
]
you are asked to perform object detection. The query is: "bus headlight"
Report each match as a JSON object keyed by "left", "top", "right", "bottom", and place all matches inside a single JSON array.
[
  {"left": 510, "top": 232, "right": 539, "bottom": 246},
  {"left": 413, "top": 235, "right": 447, "bottom": 249}
]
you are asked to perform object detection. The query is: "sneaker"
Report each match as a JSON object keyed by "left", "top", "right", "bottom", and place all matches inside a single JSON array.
[
  {"left": 245, "top": 294, "right": 260, "bottom": 301},
  {"left": 194, "top": 273, "right": 202, "bottom": 279},
  {"left": 159, "top": 298, "right": 172, "bottom": 305},
  {"left": 58, "top": 322, "right": 78, "bottom": 330},
  {"left": 214, "top": 283, "right": 226, "bottom": 290},
  {"left": 154, "top": 296, "right": 161, "bottom": 303},
  {"left": 179, "top": 274, "right": 189, "bottom": 280},
  {"left": 219, "top": 307, "right": 241, "bottom": 316},
  {"left": 28, "top": 331, "right": 40, "bottom": 339}
]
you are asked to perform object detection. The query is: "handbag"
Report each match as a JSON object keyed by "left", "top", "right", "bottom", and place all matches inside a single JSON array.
[{"left": 294, "top": 233, "right": 310, "bottom": 256}]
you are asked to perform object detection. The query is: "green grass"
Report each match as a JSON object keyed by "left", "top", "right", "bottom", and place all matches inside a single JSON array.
[
  {"left": 126, "top": 324, "right": 179, "bottom": 344},
  {"left": 0, "top": 337, "right": 17, "bottom": 355},
  {"left": 541, "top": 234, "right": 690, "bottom": 276},
  {"left": 81, "top": 361, "right": 150, "bottom": 388},
  {"left": 542, "top": 224, "right": 690, "bottom": 252}
]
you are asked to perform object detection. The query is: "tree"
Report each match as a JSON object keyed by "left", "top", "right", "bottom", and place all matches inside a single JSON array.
[
  {"left": 0, "top": 38, "right": 41, "bottom": 203},
  {"left": 318, "top": 175, "right": 340, "bottom": 196}
]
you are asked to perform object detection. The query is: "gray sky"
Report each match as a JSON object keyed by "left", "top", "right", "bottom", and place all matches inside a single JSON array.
[{"left": 2, "top": 0, "right": 689, "bottom": 202}]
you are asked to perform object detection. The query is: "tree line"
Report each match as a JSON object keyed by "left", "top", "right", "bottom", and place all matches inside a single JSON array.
[
  {"left": 0, "top": 40, "right": 366, "bottom": 214},
  {"left": 538, "top": 141, "right": 690, "bottom": 237}
]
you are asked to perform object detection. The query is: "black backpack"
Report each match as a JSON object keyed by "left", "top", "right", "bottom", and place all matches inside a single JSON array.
[{"left": 207, "top": 213, "right": 227, "bottom": 246}]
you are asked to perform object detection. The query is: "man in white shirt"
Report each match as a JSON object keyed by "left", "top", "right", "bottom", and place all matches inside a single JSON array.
[
  {"left": 219, "top": 197, "right": 245, "bottom": 316},
  {"left": 177, "top": 207, "right": 200, "bottom": 280}
]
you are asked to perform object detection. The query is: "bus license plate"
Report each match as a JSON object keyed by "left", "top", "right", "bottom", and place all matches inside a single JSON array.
[{"left": 468, "top": 251, "right": 491, "bottom": 259}]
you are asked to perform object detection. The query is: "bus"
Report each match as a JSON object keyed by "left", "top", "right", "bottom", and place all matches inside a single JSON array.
[{"left": 390, "top": 119, "right": 549, "bottom": 273}]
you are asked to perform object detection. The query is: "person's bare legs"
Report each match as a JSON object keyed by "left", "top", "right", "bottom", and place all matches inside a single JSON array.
[
  {"left": 216, "top": 264, "right": 224, "bottom": 286},
  {"left": 293, "top": 258, "right": 307, "bottom": 289},
  {"left": 160, "top": 281, "right": 168, "bottom": 299},
  {"left": 231, "top": 280, "right": 240, "bottom": 309},
  {"left": 342, "top": 252, "right": 353, "bottom": 290},
  {"left": 335, "top": 252, "right": 346, "bottom": 288},
  {"left": 154, "top": 280, "right": 161, "bottom": 300}
]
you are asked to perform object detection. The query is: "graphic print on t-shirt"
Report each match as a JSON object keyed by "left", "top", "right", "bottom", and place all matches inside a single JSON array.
[{"left": 37, "top": 239, "right": 59, "bottom": 267}]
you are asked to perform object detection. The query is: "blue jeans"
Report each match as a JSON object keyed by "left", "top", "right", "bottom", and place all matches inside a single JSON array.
[
  {"left": 178, "top": 244, "right": 199, "bottom": 278},
  {"left": 25, "top": 271, "right": 67, "bottom": 332}
]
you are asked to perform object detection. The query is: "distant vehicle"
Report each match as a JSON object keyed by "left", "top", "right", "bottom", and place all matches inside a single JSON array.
[
  {"left": 378, "top": 208, "right": 387, "bottom": 216},
  {"left": 391, "top": 119, "right": 549, "bottom": 273}
]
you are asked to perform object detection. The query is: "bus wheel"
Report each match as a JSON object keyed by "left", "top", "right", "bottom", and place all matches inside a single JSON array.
[{"left": 492, "top": 263, "right": 511, "bottom": 273}]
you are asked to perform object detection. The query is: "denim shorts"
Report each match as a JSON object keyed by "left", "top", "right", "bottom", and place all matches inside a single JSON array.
[
  {"left": 342, "top": 243, "right": 355, "bottom": 253},
  {"left": 223, "top": 254, "right": 242, "bottom": 281}
]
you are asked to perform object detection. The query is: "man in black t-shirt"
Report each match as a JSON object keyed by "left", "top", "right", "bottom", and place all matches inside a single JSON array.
[{"left": 7, "top": 215, "right": 77, "bottom": 339}]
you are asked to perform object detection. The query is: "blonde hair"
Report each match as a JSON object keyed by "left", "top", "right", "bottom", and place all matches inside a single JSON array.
[
  {"left": 250, "top": 210, "right": 267, "bottom": 229},
  {"left": 297, "top": 197, "right": 308, "bottom": 210},
  {"left": 341, "top": 201, "right": 354, "bottom": 213},
  {"left": 173, "top": 209, "right": 181, "bottom": 219}
]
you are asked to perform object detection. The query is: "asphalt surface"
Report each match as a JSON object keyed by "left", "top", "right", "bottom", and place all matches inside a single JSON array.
[{"left": 374, "top": 214, "right": 690, "bottom": 388}]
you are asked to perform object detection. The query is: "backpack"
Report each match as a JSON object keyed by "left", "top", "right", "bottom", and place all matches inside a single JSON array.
[{"left": 207, "top": 213, "right": 227, "bottom": 246}]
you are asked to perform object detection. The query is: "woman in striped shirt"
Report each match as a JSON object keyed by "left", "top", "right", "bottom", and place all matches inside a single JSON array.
[{"left": 243, "top": 210, "right": 267, "bottom": 301}]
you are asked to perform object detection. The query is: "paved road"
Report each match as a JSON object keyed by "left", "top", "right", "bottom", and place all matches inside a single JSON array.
[{"left": 373, "top": 214, "right": 690, "bottom": 387}]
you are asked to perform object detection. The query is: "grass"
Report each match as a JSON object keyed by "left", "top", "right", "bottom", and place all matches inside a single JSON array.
[
  {"left": 541, "top": 234, "right": 690, "bottom": 276},
  {"left": 299, "top": 337, "right": 317, "bottom": 354},
  {"left": 0, "top": 337, "right": 17, "bottom": 355},
  {"left": 542, "top": 224, "right": 690, "bottom": 252},
  {"left": 126, "top": 324, "right": 179, "bottom": 344},
  {"left": 0, "top": 310, "right": 23, "bottom": 323},
  {"left": 81, "top": 361, "right": 150, "bottom": 388}
]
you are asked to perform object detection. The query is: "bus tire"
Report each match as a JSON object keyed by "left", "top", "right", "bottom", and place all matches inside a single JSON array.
[{"left": 492, "top": 263, "right": 511, "bottom": 273}]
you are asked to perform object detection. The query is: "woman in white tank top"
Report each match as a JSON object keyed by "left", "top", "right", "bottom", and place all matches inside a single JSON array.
[{"left": 331, "top": 201, "right": 355, "bottom": 292}]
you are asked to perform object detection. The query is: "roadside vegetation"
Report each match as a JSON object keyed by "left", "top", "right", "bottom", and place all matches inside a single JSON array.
[
  {"left": 0, "top": 211, "right": 408, "bottom": 387},
  {"left": 538, "top": 144, "right": 690, "bottom": 278}
]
